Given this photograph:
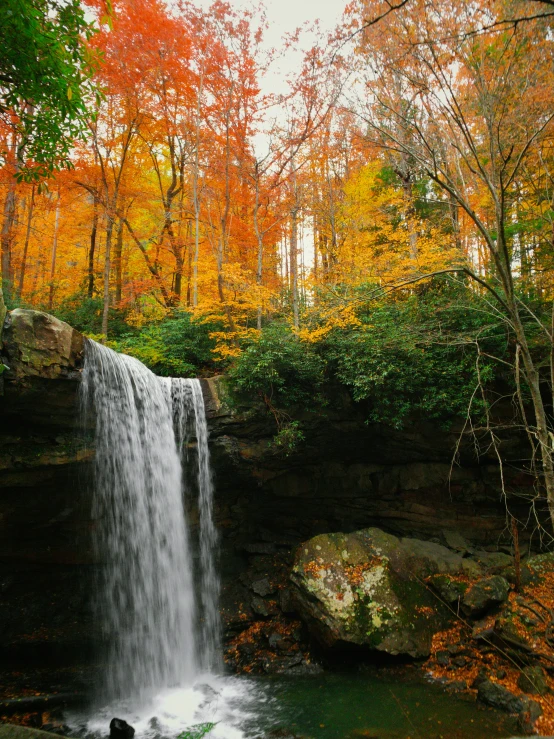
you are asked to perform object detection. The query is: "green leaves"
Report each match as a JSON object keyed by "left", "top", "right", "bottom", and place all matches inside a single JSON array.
[
  {"left": 177, "top": 723, "right": 217, "bottom": 739},
  {"left": 114, "top": 313, "right": 223, "bottom": 377},
  {"left": 0, "top": 0, "right": 100, "bottom": 181},
  {"left": 325, "top": 288, "right": 508, "bottom": 428},
  {"left": 229, "top": 322, "right": 326, "bottom": 407}
]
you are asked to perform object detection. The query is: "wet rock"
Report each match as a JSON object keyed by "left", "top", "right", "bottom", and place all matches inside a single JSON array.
[
  {"left": 517, "top": 665, "right": 549, "bottom": 696},
  {"left": 279, "top": 587, "right": 296, "bottom": 614},
  {"left": 290, "top": 527, "right": 467, "bottom": 657},
  {"left": 462, "top": 576, "right": 510, "bottom": 617},
  {"left": 251, "top": 577, "right": 274, "bottom": 597},
  {"left": 109, "top": 719, "right": 135, "bottom": 739},
  {"left": 436, "top": 650, "right": 450, "bottom": 666},
  {"left": 477, "top": 679, "right": 541, "bottom": 724},
  {"left": 428, "top": 573, "right": 468, "bottom": 605},
  {"left": 237, "top": 642, "right": 257, "bottom": 660},
  {"left": 251, "top": 596, "right": 278, "bottom": 617},
  {"left": 443, "top": 530, "right": 470, "bottom": 554},
  {"left": 267, "top": 652, "right": 304, "bottom": 673},
  {"left": 285, "top": 660, "right": 324, "bottom": 676}
]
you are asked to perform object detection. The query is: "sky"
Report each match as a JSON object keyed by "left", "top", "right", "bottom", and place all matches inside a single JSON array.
[{"left": 195, "top": 0, "right": 347, "bottom": 97}]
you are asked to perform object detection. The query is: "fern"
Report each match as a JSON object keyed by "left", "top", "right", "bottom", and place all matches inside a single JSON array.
[{"left": 177, "top": 722, "right": 217, "bottom": 739}]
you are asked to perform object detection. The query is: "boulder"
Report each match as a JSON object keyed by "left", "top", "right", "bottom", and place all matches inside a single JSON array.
[
  {"left": 428, "top": 573, "right": 468, "bottom": 606},
  {"left": 518, "top": 665, "right": 549, "bottom": 696},
  {"left": 443, "top": 530, "right": 470, "bottom": 554},
  {"left": 471, "top": 551, "right": 513, "bottom": 571},
  {"left": 109, "top": 719, "right": 135, "bottom": 739},
  {"left": 290, "top": 527, "right": 472, "bottom": 657},
  {"left": 462, "top": 576, "right": 510, "bottom": 617},
  {"left": 477, "top": 678, "right": 541, "bottom": 717},
  {"left": 2, "top": 309, "right": 84, "bottom": 381}
]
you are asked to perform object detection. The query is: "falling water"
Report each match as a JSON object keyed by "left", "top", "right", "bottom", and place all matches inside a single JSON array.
[
  {"left": 81, "top": 340, "right": 220, "bottom": 705},
  {"left": 163, "top": 378, "right": 221, "bottom": 673}
]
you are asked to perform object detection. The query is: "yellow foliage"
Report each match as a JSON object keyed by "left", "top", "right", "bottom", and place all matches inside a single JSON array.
[{"left": 337, "top": 160, "right": 462, "bottom": 286}]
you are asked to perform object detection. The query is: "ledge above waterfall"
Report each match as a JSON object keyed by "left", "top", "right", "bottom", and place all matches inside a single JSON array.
[{"left": 1, "top": 309, "right": 84, "bottom": 427}]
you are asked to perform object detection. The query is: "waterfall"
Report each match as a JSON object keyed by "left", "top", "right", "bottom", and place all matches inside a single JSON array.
[
  {"left": 81, "top": 340, "right": 220, "bottom": 705},
  {"left": 163, "top": 378, "right": 221, "bottom": 673}
]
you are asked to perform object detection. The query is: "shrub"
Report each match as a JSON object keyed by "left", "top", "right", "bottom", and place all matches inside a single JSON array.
[
  {"left": 114, "top": 312, "right": 223, "bottom": 377},
  {"left": 228, "top": 322, "right": 326, "bottom": 407}
]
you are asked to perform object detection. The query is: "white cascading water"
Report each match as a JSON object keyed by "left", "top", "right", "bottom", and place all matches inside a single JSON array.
[
  {"left": 77, "top": 340, "right": 257, "bottom": 739},
  {"left": 164, "top": 378, "right": 221, "bottom": 674}
]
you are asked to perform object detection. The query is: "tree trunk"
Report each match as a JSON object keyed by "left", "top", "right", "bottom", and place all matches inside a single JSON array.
[
  {"left": 48, "top": 191, "right": 61, "bottom": 311},
  {"left": 17, "top": 185, "right": 35, "bottom": 301},
  {"left": 114, "top": 216, "right": 124, "bottom": 306},
  {"left": 290, "top": 207, "right": 299, "bottom": 329},
  {"left": 254, "top": 174, "right": 263, "bottom": 330},
  {"left": 1, "top": 179, "right": 17, "bottom": 305},
  {"left": 101, "top": 215, "right": 114, "bottom": 337},
  {"left": 88, "top": 197, "right": 99, "bottom": 299}
]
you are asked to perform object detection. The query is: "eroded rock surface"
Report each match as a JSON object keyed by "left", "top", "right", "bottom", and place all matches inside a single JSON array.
[{"left": 290, "top": 528, "right": 477, "bottom": 657}]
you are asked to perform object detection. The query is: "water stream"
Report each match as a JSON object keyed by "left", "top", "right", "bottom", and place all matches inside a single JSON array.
[{"left": 73, "top": 340, "right": 515, "bottom": 739}]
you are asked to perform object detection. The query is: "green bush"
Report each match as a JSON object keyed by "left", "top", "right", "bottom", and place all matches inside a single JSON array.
[
  {"left": 114, "top": 312, "right": 223, "bottom": 377},
  {"left": 324, "top": 286, "right": 509, "bottom": 428},
  {"left": 228, "top": 322, "right": 326, "bottom": 407},
  {"left": 51, "top": 295, "right": 131, "bottom": 338}
]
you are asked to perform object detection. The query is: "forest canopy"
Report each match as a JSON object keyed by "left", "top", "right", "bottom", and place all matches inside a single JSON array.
[{"left": 3, "top": 0, "right": 554, "bottom": 520}]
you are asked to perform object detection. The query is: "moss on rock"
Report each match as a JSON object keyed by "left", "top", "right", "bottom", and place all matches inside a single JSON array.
[{"left": 290, "top": 527, "right": 466, "bottom": 658}]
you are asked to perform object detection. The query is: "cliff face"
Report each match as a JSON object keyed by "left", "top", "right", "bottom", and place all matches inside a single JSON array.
[
  {"left": 203, "top": 376, "right": 537, "bottom": 550},
  {"left": 0, "top": 309, "right": 541, "bottom": 682},
  {"left": 0, "top": 310, "right": 94, "bottom": 670}
]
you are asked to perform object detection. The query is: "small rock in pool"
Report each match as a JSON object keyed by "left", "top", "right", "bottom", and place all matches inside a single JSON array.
[{"left": 110, "top": 718, "right": 135, "bottom": 739}]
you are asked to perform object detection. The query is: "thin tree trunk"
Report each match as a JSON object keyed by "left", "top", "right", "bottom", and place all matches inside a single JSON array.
[
  {"left": 254, "top": 171, "right": 263, "bottom": 330},
  {"left": 48, "top": 191, "right": 61, "bottom": 311},
  {"left": 88, "top": 196, "right": 99, "bottom": 299},
  {"left": 114, "top": 216, "right": 124, "bottom": 305},
  {"left": 290, "top": 206, "right": 299, "bottom": 329},
  {"left": 192, "top": 72, "right": 204, "bottom": 308},
  {"left": 101, "top": 215, "right": 114, "bottom": 337},
  {"left": 17, "top": 184, "right": 35, "bottom": 301},
  {"left": 1, "top": 179, "right": 17, "bottom": 304}
]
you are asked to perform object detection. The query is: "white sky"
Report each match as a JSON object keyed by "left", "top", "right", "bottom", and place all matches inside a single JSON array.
[
  {"left": 193, "top": 0, "right": 346, "bottom": 42},
  {"left": 194, "top": 0, "right": 348, "bottom": 97}
]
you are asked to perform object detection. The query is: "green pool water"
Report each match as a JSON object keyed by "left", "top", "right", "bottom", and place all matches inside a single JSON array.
[{"left": 246, "top": 671, "right": 517, "bottom": 739}]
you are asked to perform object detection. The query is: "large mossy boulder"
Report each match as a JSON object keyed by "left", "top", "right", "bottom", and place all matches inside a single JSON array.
[
  {"left": 1, "top": 309, "right": 85, "bottom": 425},
  {"left": 290, "top": 527, "right": 479, "bottom": 658},
  {"left": 3, "top": 309, "right": 84, "bottom": 381}
]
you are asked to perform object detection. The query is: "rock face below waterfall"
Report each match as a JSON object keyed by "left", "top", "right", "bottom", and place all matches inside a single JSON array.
[{"left": 290, "top": 528, "right": 480, "bottom": 657}]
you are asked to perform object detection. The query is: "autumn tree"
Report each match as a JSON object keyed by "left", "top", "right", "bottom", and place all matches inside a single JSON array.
[{"left": 348, "top": 0, "right": 554, "bottom": 526}]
